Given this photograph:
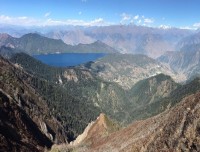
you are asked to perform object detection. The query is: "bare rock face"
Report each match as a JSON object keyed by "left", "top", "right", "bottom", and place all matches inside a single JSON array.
[
  {"left": 0, "top": 57, "right": 67, "bottom": 152},
  {"left": 66, "top": 91, "right": 200, "bottom": 152},
  {"left": 50, "top": 113, "right": 120, "bottom": 152},
  {"left": 63, "top": 69, "right": 78, "bottom": 82},
  {"left": 70, "top": 121, "right": 95, "bottom": 146},
  {"left": 70, "top": 113, "right": 120, "bottom": 147}
]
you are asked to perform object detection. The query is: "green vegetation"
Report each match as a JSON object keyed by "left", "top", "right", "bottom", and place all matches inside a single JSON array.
[
  {"left": 18, "top": 33, "right": 70, "bottom": 54},
  {"left": 31, "top": 76, "right": 100, "bottom": 141},
  {"left": 129, "top": 74, "right": 177, "bottom": 106},
  {"left": 9, "top": 53, "right": 200, "bottom": 141},
  {"left": 91, "top": 53, "right": 157, "bottom": 67},
  {"left": 0, "top": 46, "right": 21, "bottom": 59},
  {"left": 10, "top": 52, "right": 63, "bottom": 81},
  {"left": 127, "top": 76, "right": 200, "bottom": 122},
  {"left": 84, "top": 53, "right": 168, "bottom": 89}
]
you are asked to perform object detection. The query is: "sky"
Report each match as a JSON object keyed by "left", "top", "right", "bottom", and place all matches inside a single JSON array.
[{"left": 0, "top": 0, "right": 200, "bottom": 29}]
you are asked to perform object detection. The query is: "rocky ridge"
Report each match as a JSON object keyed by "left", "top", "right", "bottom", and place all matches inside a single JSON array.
[{"left": 53, "top": 91, "right": 200, "bottom": 152}]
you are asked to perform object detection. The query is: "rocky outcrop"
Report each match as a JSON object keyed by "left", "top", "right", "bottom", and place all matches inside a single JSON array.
[
  {"left": 63, "top": 69, "right": 78, "bottom": 82},
  {"left": 0, "top": 56, "right": 67, "bottom": 151},
  {"left": 70, "top": 121, "right": 95, "bottom": 146},
  {"left": 50, "top": 113, "right": 120, "bottom": 152},
  {"left": 71, "top": 113, "right": 120, "bottom": 146}
]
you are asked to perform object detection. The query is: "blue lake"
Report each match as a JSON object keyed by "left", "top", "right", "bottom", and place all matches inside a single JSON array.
[{"left": 33, "top": 53, "right": 106, "bottom": 67}]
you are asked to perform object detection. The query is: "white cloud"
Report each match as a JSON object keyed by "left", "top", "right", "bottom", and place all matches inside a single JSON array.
[
  {"left": 120, "top": 13, "right": 131, "bottom": 21},
  {"left": 18, "top": 16, "right": 28, "bottom": 20},
  {"left": 89, "top": 18, "right": 109, "bottom": 26},
  {"left": 133, "top": 15, "right": 139, "bottom": 20},
  {"left": 0, "top": 15, "right": 38, "bottom": 26},
  {"left": 193, "top": 22, "right": 200, "bottom": 28},
  {"left": 119, "top": 13, "right": 156, "bottom": 26},
  {"left": 44, "top": 18, "right": 109, "bottom": 26},
  {"left": 159, "top": 25, "right": 171, "bottom": 29},
  {"left": 44, "top": 12, "right": 51, "bottom": 17},
  {"left": 144, "top": 18, "right": 154, "bottom": 24},
  {"left": 180, "top": 26, "right": 196, "bottom": 30},
  {"left": 130, "top": 20, "right": 134, "bottom": 24},
  {"left": 137, "top": 19, "right": 142, "bottom": 24},
  {"left": 0, "top": 14, "right": 111, "bottom": 26}
]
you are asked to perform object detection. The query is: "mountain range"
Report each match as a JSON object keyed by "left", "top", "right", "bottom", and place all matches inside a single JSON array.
[
  {"left": 1, "top": 51, "right": 200, "bottom": 151},
  {"left": 0, "top": 25, "right": 195, "bottom": 58},
  {"left": 11, "top": 53, "right": 190, "bottom": 124},
  {"left": 80, "top": 25, "right": 193, "bottom": 58},
  {"left": 1, "top": 26, "right": 200, "bottom": 152},
  {"left": 157, "top": 32, "right": 200, "bottom": 81},
  {"left": 83, "top": 53, "right": 177, "bottom": 89},
  {"left": 37, "top": 25, "right": 194, "bottom": 58},
  {"left": 158, "top": 50, "right": 200, "bottom": 80},
  {"left": 0, "top": 33, "right": 117, "bottom": 55},
  {"left": 1, "top": 50, "right": 200, "bottom": 138}
]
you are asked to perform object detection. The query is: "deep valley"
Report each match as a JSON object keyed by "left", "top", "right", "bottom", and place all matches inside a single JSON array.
[{"left": 1, "top": 16, "right": 200, "bottom": 152}]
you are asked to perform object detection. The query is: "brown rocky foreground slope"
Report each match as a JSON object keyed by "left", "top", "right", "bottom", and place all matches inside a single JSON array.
[
  {"left": 0, "top": 56, "right": 67, "bottom": 152},
  {"left": 52, "top": 90, "right": 200, "bottom": 152}
]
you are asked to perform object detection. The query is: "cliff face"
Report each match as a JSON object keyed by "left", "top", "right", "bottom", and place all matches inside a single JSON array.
[
  {"left": 66, "top": 91, "right": 200, "bottom": 152},
  {"left": 0, "top": 57, "right": 67, "bottom": 152}
]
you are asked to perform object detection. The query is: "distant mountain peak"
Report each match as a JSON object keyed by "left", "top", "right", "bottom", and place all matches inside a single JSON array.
[
  {"left": 21, "top": 32, "right": 46, "bottom": 39},
  {"left": 0, "top": 33, "right": 12, "bottom": 39},
  {"left": 93, "top": 40, "right": 103, "bottom": 44}
]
